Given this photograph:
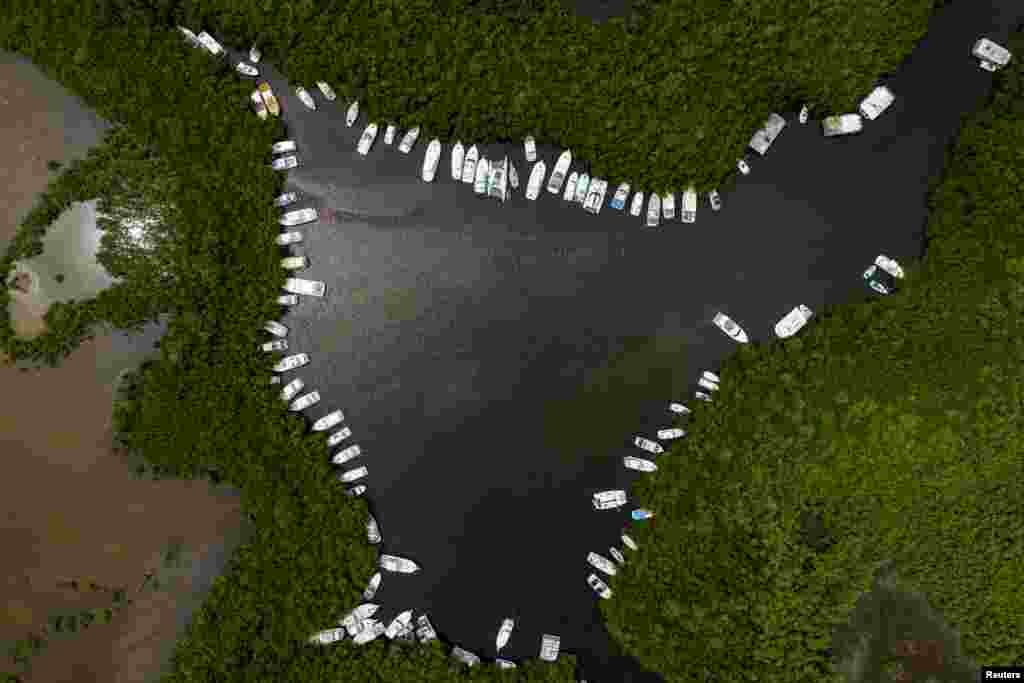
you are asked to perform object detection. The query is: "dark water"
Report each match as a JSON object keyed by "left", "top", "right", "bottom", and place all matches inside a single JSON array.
[{"left": 224, "top": 0, "right": 1020, "bottom": 677}]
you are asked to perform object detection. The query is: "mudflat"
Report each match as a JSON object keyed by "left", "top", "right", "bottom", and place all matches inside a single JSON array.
[{"left": 0, "top": 54, "right": 246, "bottom": 683}]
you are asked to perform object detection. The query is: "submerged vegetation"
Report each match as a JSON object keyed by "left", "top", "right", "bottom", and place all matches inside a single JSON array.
[{"left": 1, "top": 0, "right": 1021, "bottom": 682}]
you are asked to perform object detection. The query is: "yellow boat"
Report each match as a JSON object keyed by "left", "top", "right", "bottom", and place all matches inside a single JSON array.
[{"left": 258, "top": 82, "right": 280, "bottom": 117}]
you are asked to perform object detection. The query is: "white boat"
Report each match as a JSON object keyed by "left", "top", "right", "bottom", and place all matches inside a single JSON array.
[
  {"left": 610, "top": 182, "right": 630, "bottom": 210},
  {"left": 661, "top": 192, "right": 675, "bottom": 220},
  {"left": 385, "top": 610, "right": 413, "bottom": 639},
  {"left": 250, "top": 91, "right": 268, "bottom": 120},
  {"left": 258, "top": 82, "right": 280, "bottom": 117},
  {"left": 332, "top": 444, "right": 362, "bottom": 465},
  {"left": 681, "top": 187, "right": 697, "bottom": 223},
  {"left": 737, "top": 158, "right": 751, "bottom": 175},
  {"left": 366, "top": 514, "right": 381, "bottom": 544},
  {"left": 327, "top": 426, "right": 352, "bottom": 447},
  {"left": 279, "top": 208, "right": 317, "bottom": 227},
  {"left": 281, "top": 255, "right": 308, "bottom": 270},
  {"left": 283, "top": 278, "right": 326, "bottom": 297},
  {"left": 632, "top": 509, "right": 655, "bottom": 521},
  {"left": 473, "top": 157, "right": 490, "bottom": 195},
  {"left": 261, "top": 339, "right": 288, "bottom": 352},
  {"left": 633, "top": 436, "right": 664, "bottom": 455},
  {"left": 657, "top": 427, "right": 685, "bottom": 440},
  {"left": 452, "top": 646, "right": 480, "bottom": 666},
  {"left": 196, "top": 31, "right": 224, "bottom": 57},
  {"left": 341, "top": 603, "right": 379, "bottom": 632},
  {"left": 339, "top": 465, "right": 368, "bottom": 483},
  {"left": 547, "top": 150, "right": 572, "bottom": 194},
  {"left": 277, "top": 293, "right": 298, "bottom": 306},
  {"left": 451, "top": 141, "right": 465, "bottom": 181},
  {"left": 249, "top": 45, "right": 261, "bottom": 63},
  {"left": 703, "top": 370, "right": 721, "bottom": 384},
  {"left": 748, "top": 112, "right": 786, "bottom": 155},
  {"left": 609, "top": 547, "right": 626, "bottom": 565},
  {"left": 270, "top": 376, "right": 281, "bottom": 385},
  {"left": 623, "top": 456, "right": 657, "bottom": 472},
  {"left": 357, "top": 123, "right": 378, "bottom": 156},
  {"left": 574, "top": 173, "right": 590, "bottom": 203},
  {"left": 346, "top": 101, "right": 359, "bottom": 127},
  {"left": 709, "top": 190, "right": 722, "bottom": 211},
  {"left": 540, "top": 634, "right": 561, "bottom": 662},
  {"left": 799, "top": 104, "right": 809, "bottom": 124},
  {"left": 822, "top": 114, "right": 863, "bottom": 137},
  {"left": 562, "top": 171, "right": 578, "bottom": 201},
  {"left": 264, "top": 320, "right": 288, "bottom": 337},
  {"left": 379, "top": 554, "right": 420, "bottom": 574},
  {"left": 525, "top": 161, "right": 546, "bottom": 200},
  {"left": 587, "top": 552, "right": 617, "bottom": 577},
  {"left": 583, "top": 179, "right": 607, "bottom": 214},
  {"left": 508, "top": 163, "right": 519, "bottom": 190},
  {"left": 271, "top": 155, "right": 298, "bottom": 171},
  {"left": 712, "top": 311, "right": 749, "bottom": 343},
  {"left": 972, "top": 37, "right": 1012, "bottom": 72},
  {"left": 421, "top": 138, "right": 442, "bottom": 182},
  {"left": 495, "top": 617, "right": 515, "bottom": 652},
  {"left": 646, "top": 193, "right": 660, "bottom": 227},
  {"left": 859, "top": 86, "right": 894, "bottom": 121},
  {"left": 496, "top": 658, "right": 517, "bottom": 669},
  {"left": 273, "top": 353, "right": 309, "bottom": 373},
  {"left": 363, "top": 572, "right": 381, "bottom": 600},
  {"left": 586, "top": 573, "right": 612, "bottom": 599},
  {"left": 235, "top": 62, "right": 258, "bottom": 77},
  {"left": 398, "top": 127, "right": 420, "bottom": 154},
  {"left": 621, "top": 533, "right": 638, "bottom": 551},
  {"left": 308, "top": 627, "right": 345, "bottom": 645},
  {"left": 294, "top": 87, "right": 313, "bottom": 110},
  {"left": 524, "top": 135, "right": 537, "bottom": 162},
  {"left": 630, "top": 191, "right": 644, "bottom": 216},
  {"left": 415, "top": 614, "right": 437, "bottom": 642},
  {"left": 875, "top": 254, "right": 905, "bottom": 279},
  {"left": 695, "top": 391, "right": 712, "bottom": 402},
  {"left": 669, "top": 402, "right": 690, "bottom": 415},
  {"left": 289, "top": 390, "right": 320, "bottom": 412},
  {"left": 461, "top": 145, "right": 479, "bottom": 184},
  {"left": 774, "top": 304, "right": 813, "bottom": 338},
  {"left": 280, "top": 377, "right": 304, "bottom": 402},
  {"left": 351, "top": 620, "right": 385, "bottom": 645},
  {"left": 384, "top": 124, "right": 397, "bottom": 145},
  {"left": 592, "top": 490, "right": 627, "bottom": 510},
  {"left": 271, "top": 137, "right": 296, "bottom": 153},
  {"left": 273, "top": 191, "right": 297, "bottom": 207},
  {"left": 345, "top": 484, "right": 367, "bottom": 497},
  {"left": 316, "top": 81, "right": 336, "bottom": 101},
  {"left": 313, "top": 409, "right": 345, "bottom": 432},
  {"left": 487, "top": 157, "right": 509, "bottom": 201},
  {"left": 177, "top": 26, "right": 201, "bottom": 48}
]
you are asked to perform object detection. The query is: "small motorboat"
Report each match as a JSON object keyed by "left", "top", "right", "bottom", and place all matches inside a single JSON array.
[
  {"left": 712, "top": 312, "right": 749, "bottom": 343},
  {"left": 646, "top": 193, "right": 660, "bottom": 227},
  {"left": 271, "top": 155, "right": 298, "bottom": 171},
  {"left": 345, "top": 484, "right": 367, "bottom": 497},
  {"left": 275, "top": 231, "right": 302, "bottom": 246},
  {"left": 351, "top": 620, "right": 385, "bottom": 645},
  {"left": 669, "top": 402, "right": 690, "bottom": 415},
  {"left": 249, "top": 45, "right": 261, "bottom": 63},
  {"left": 539, "top": 634, "right": 561, "bottom": 662},
  {"left": 547, "top": 149, "right": 572, "bottom": 194},
  {"left": 280, "top": 377, "right": 304, "bottom": 402},
  {"left": 587, "top": 551, "right": 617, "bottom": 577},
  {"left": 384, "top": 610, "right": 413, "bottom": 640},
  {"left": 621, "top": 533, "right": 638, "bottom": 551},
  {"left": 398, "top": 127, "right": 420, "bottom": 154},
  {"left": 508, "top": 163, "right": 519, "bottom": 190},
  {"left": 261, "top": 339, "right": 288, "bottom": 352},
  {"left": 525, "top": 160, "right": 546, "bottom": 200},
  {"left": 574, "top": 173, "right": 590, "bottom": 204},
  {"left": 366, "top": 514, "right": 381, "bottom": 544},
  {"left": 630, "top": 191, "right": 644, "bottom": 216},
  {"left": 308, "top": 627, "right": 345, "bottom": 645},
  {"left": 379, "top": 554, "right": 420, "bottom": 574},
  {"left": 451, "top": 141, "right": 465, "bottom": 181},
  {"left": 562, "top": 171, "right": 578, "bottom": 201},
  {"left": 631, "top": 509, "right": 655, "bottom": 521},
  {"left": 822, "top": 114, "right": 863, "bottom": 137},
  {"left": 473, "top": 157, "right": 490, "bottom": 195},
  {"left": 495, "top": 618, "right": 515, "bottom": 652},
  {"left": 289, "top": 390, "right": 321, "bottom": 412},
  {"left": 737, "top": 158, "right": 751, "bottom": 175},
  {"left": 279, "top": 208, "right": 317, "bottom": 227},
  {"left": 363, "top": 572, "right": 381, "bottom": 600},
  {"left": 681, "top": 186, "right": 697, "bottom": 223},
  {"left": 271, "top": 139, "right": 296, "bottom": 155},
  {"left": 452, "top": 646, "right": 480, "bottom": 666},
  {"left": 709, "top": 190, "right": 722, "bottom": 211},
  {"left": 263, "top": 320, "right": 288, "bottom": 337},
  {"left": 326, "top": 426, "right": 353, "bottom": 447},
  {"left": 496, "top": 658, "right": 517, "bottom": 669},
  {"left": 345, "top": 100, "right": 359, "bottom": 127},
  {"left": 859, "top": 86, "right": 895, "bottom": 121},
  {"left": 623, "top": 456, "right": 657, "bottom": 472},
  {"left": 610, "top": 182, "right": 630, "bottom": 210},
  {"left": 799, "top": 104, "right": 809, "bottom": 124},
  {"left": 338, "top": 465, "right": 368, "bottom": 484},
  {"left": 384, "top": 124, "right": 397, "bottom": 144},
  {"left": 662, "top": 192, "right": 675, "bottom": 220},
  {"left": 748, "top": 112, "right": 786, "bottom": 155},
  {"left": 357, "top": 123, "right": 378, "bottom": 156},
  {"left": 313, "top": 409, "right": 344, "bottom": 432},
  {"left": 273, "top": 191, "right": 297, "bottom": 207},
  {"left": 592, "top": 490, "right": 627, "bottom": 510},
  {"left": 235, "top": 62, "right": 258, "bottom": 77},
  {"left": 524, "top": 135, "right": 537, "bottom": 162},
  {"left": 461, "top": 145, "right": 479, "bottom": 184},
  {"left": 415, "top": 614, "right": 437, "bottom": 642},
  {"left": 282, "top": 278, "right": 325, "bottom": 297},
  {"left": 657, "top": 428, "right": 685, "bottom": 440},
  {"left": 273, "top": 353, "right": 309, "bottom": 373},
  {"left": 775, "top": 304, "right": 813, "bottom": 338},
  {"left": 295, "top": 86, "right": 316, "bottom": 110},
  {"left": 583, "top": 178, "right": 607, "bottom": 215},
  {"left": 257, "top": 82, "right": 279, "bottom": 117},
  {"left": 280, "top": 255, "right": 309, "bottom": 270},
  {"left": 633, "top": 436, "right": 664, "bottom": 455},
  {"left": 609, "top": 547, "right": 626, "bottom": 565},
  {"left": 587, "top": 573, "right": 612, "bottom": 599},
  {"left": 332, "top": 444, "right": 362, "bottom": 465},
  {"left": 316, "top": 81, "right": 336, "bottom": 101},
  {"left": 421, "top": 138, "right": 441, "bottom": 182}
]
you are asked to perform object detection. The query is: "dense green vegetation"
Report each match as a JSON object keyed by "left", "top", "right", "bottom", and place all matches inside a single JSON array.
[
  {"left": 601, "top": 29, "right": 1024, "bottom": 682},
  {"left": 2, "top": 0, "right": 1020, "bottom": 682}
]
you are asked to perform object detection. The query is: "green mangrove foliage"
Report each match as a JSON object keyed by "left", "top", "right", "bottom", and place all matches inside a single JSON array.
[
  {"left": 176, "top": 0, "right": 941, "bottom": 195},
  {"left": 600, "top": 30, "right": 1024, "bottom": 682}
]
